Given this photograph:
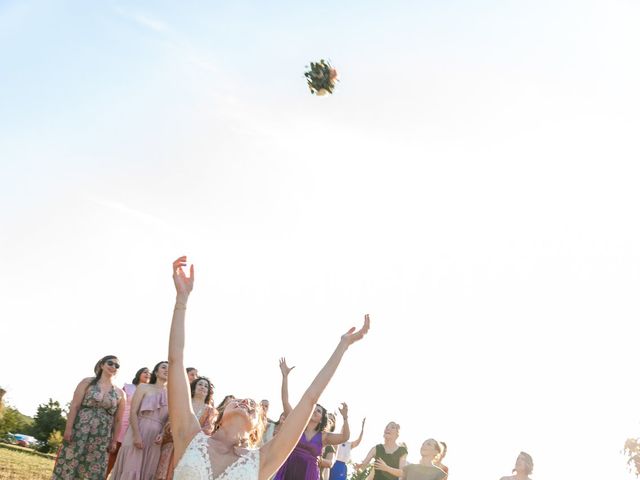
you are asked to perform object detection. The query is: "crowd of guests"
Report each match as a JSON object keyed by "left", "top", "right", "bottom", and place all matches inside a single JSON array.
[{"left": 50, "top": 257, "right": 535, "bottom": 480}]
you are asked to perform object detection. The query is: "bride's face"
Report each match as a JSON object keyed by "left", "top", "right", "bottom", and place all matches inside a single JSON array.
[{"left": 224, "top": 398, "right": 259, "bottom": 427}]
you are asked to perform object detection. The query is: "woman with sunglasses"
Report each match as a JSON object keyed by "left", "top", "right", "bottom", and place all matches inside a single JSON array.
[
  {"left": 111, "top": 360, "right": 170, "bottom": 479},
  {"left": 52, "top": 355, "right": 125, "bottom": 480},
  {"left": 168, "top": 256, "right": 370, "bottom": 480}
]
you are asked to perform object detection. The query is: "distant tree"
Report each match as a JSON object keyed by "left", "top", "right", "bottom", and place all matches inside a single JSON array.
[
  {"left": 29, "top": 399, "right": 66, "bottom": 450},
  {"left": 624, "top": 437, "right": 640, "bottom": 477},
  {"left": 0, "top": 387, "right": 6, "bottom": 419},
  {"left": 0, "top": 405, "right": 33, "bottom": 436}
]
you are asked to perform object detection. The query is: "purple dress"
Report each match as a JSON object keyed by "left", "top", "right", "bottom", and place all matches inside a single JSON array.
[{"left": 274, "top": 431, "right": 323, "bottom": 480}]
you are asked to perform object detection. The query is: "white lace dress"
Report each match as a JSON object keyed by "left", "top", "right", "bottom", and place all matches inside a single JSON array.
[{"left": 174, "top": 431, "right": 260, "bottom": 480}]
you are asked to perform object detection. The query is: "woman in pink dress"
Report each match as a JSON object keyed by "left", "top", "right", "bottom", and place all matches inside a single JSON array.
[
  {"left": 107, "top": 367, "right": 151, "bottom": 476},
  {"left": 111, "top": 361, "right": 169, "bottom": 480}
]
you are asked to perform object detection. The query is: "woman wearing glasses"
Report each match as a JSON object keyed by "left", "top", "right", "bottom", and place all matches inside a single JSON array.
[
  {"left": 168, "top": 256, "right": 370, "bottom": 480},
  {"left": 111, "top": 361, "right": 170, "bottom": 479},
  {"left": 52, "top": 355, "right": 125, "bottom": 480}
]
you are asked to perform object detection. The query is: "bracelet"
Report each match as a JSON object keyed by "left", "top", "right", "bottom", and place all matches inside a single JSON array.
[{"left": 174, "top": 303, "right": 187, "bottom": 310}]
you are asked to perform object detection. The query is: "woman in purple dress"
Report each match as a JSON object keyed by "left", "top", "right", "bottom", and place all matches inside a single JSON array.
[{"left": 273, "top": 358, "right": 351, "bottom": 480}]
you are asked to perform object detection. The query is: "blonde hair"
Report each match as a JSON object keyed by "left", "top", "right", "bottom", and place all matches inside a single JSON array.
[{"left": 214, "top": 399, "right": 267, "bottom": 448}]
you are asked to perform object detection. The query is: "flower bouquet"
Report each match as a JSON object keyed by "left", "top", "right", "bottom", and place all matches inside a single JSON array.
[
  {"left": 347, "top": 462, "right": 374, "bottom": 480},
  {"left": 304, "top": 59, "right": 338, "bottom": 96}
]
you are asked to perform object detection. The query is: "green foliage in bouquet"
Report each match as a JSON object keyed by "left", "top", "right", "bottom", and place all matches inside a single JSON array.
[
  {"left": 304, "top": 59, "right": 338, "bottom": 96},
  {"left": 347, "top": 462, "right": 373, "bottom": 480}
]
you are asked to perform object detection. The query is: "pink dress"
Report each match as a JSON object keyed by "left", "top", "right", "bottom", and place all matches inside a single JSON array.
[
  {"left": 111, "top": 387, "right": 169, "bottom": 480},
  {"left": 117, "top": 384, "right": 137, "bottom": 444}
]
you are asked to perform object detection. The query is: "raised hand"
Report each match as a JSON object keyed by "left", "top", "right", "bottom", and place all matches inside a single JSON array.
[
  {"left": 338, "top": 402, "right": 348, "bottom": 419},
  {"left": 173, "top": 256, "right": 194, "bottom": 297},
  {"left": 279, "top": 357, "right": 295, "bottom": 377},
  {"left": 340, "top": 314, "right": 370, "bottom": 347}
]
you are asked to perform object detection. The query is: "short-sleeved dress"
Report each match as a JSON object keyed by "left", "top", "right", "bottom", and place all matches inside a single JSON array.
[
  {"left": 401, "top": 464, "right": 446, "bottom": 480},
  {"left": 372, "top": 444, "right": 408, "bottom": 480},
  {"left": 52, "top": 383, "right": 119, "bottom": 479},
  {"left": 111, "top": 387, "right": 169, "bottom": 479},
  {"left": 273, "top": 431, "right": 323, "bottom": 480}
]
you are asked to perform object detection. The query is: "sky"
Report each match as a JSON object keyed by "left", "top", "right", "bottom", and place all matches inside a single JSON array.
[{"left": 2, "top": 0, "right": 640, "bottom": 478}]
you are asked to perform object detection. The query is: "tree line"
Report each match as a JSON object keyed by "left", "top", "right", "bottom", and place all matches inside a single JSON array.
[{"left": 0, "top": 386, "right": 66, "bottom": 453}]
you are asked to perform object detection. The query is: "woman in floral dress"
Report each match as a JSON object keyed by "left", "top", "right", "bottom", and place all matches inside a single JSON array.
[{"left": 52, "top": 355, "right": 125, "bottom": 480}]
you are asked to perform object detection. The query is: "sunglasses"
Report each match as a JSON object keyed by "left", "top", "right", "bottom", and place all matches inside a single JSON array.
[{"left": 106, "top": 360, "right": 120, "bottom": 369}]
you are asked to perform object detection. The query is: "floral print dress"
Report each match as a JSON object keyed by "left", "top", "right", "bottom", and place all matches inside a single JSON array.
[{"left": 52, "top": 382, "right": 119, "bottom": 479}]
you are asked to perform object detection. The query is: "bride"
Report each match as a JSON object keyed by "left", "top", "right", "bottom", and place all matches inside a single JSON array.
[{"left": 168, "top": 256, "right": 370, "bottom": 480}]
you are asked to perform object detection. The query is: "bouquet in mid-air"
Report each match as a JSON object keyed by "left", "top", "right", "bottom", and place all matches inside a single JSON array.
[{"left": 304, "top": 59, "right": 338, "bottom": 96}]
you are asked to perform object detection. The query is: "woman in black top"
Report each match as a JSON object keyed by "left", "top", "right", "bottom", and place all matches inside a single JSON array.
[{"left": 357, "top": 422, "right": 407, "bottom": 480}]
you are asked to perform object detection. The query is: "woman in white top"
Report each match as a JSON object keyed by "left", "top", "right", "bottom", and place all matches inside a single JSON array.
[
  {"left": 329, "top": 417, "right": 366, "bottom": 480},
  {"left": 168, "top": 256, "right": 370, "bottom": 480}
]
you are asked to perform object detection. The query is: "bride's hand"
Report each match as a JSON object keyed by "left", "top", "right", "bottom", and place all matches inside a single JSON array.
[
  {"left": 173, "top": 256, "right": 194, "bottom": 297},
  {"left": 340, "top": 314, "right": 370, "bottom": 347}
]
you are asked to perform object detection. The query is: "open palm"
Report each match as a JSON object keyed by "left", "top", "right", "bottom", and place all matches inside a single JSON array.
[
  {"left": 340, "top": 314, "right": 370, "bottom": 346},
  {"left": 173, "top": 256, "right": 194, "bottom": 296}
]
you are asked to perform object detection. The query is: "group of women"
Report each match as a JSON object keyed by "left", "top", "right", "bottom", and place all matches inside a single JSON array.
[{"left": 51, "top": 256, "right": 534, "bottom": 480}]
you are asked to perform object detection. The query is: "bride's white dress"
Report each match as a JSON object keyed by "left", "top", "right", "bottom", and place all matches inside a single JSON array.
[{"left": 174, "top": 431, "right": 260, "bottom": 480}]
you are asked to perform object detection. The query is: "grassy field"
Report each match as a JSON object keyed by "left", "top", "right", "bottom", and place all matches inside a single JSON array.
[{"left": 0, "top": 446, "right": 54, "bottom": 480}]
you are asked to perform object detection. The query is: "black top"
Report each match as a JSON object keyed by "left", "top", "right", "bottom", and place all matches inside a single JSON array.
[{"left": 373, "top": 444, "right": 408, "bottom": 480}]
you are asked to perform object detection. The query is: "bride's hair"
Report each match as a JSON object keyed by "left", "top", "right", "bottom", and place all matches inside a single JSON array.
[{"left": 213, "top": 399, "right": 267, "bottom": 448}]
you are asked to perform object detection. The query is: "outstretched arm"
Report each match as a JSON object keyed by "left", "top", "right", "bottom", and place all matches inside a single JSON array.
[
  {"left": 323, "top": 403, "right": 350, "bottom": 446},
  {"left": 167, "top": 257, "right": 200, "bottom": 458},
  {"left": 351, "top": 417, "right": 366, "bottom": 449},
  {"left": 356, "top": 446, "right": 376, "bottom": 471},
  {"left": 259, "top": 314, "right": 370, "bottom": 480},
  {"left": 279, "top": 358, "right": 295, "bottom": 417}
]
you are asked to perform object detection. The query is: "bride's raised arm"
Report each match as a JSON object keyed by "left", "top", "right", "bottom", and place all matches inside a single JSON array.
[
  {"left": 167, "top": 256, "right": 200, "bottom": 460},
  {"left": 259, "top": 314, "right": 370, "bottom": 480}
]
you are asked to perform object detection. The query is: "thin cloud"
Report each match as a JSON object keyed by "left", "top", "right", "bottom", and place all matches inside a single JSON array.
[
  {"left": 89, "top": 197, "right": 170, "bottom": 230},
  {"left": 114, "top": 6, "right": 170, "bottom": 34}
]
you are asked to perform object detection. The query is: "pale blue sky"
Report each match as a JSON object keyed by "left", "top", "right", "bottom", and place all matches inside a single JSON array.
[{"left": 2, "top": 1, "right": 640, "bottom": 479}]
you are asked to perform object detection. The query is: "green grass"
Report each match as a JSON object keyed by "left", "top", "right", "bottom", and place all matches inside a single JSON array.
[{"left": 0, "top": 446, "right": 54, "bottom": 480}]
